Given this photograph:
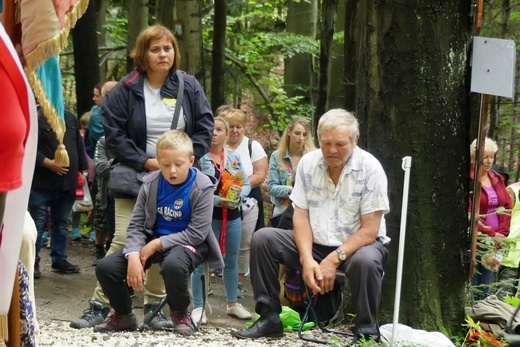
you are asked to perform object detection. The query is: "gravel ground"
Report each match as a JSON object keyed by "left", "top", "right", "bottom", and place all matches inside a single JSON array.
[
  {"left": 34, "top": 239, "right": 355, "bottom": 346},
  {"left": 36, "top": 320, "right": 350, "bottom": 347}
]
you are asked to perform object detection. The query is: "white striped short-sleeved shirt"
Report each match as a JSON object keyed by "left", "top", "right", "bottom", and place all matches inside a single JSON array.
[{"left": 290, "top": 147, "right": 390, "bottom": 247}]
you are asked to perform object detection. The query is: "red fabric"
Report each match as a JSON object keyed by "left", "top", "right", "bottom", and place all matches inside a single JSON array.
[
  {"left": 469, "top": 169, "right": 512, "bottom": 237},
  {"left": 52, "top": 0, "right": 78, "bottom": 27},
  {"left": 0, "top": 38, "right": 30, "bottom": 192},
  {"left": 219, "top": 207, "right": 228, "bottom": 255}
]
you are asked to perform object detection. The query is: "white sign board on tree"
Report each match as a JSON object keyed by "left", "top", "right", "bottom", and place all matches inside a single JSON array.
[{"left": 471, "top": 36, "right": 516, "bottom": 99}]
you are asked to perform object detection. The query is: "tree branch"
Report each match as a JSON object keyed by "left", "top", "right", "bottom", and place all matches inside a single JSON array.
[{"left": 204, "top": 46, "right": 274, "bottom": 116}]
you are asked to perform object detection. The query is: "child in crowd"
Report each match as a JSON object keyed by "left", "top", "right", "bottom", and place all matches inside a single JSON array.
[
  {"left": 91, "top": 81, "right": 118, "bottom": 265},
  {"left": 71, "top": 111, "right": 94, "bottom": 241},
  {"left": 93, "top": 130, "right": 223, "bottom": 334}
]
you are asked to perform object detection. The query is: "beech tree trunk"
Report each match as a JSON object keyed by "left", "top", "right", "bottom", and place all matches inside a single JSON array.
[
  {"left": 326, "top": 0, "right": 345, "bottom": 110},
  {"left": 175, "top": 0, "right": 205, "bottom": 84},
  {"left": 127, "top": 0, "right": 149, "bottom": 72},
  {"left": 314, "top": 0, "right": 338, "bottom": 136},
  {"left": 349, "top": 0, "right": 473, "bottom": 333},
  {"left": 284, "top": 0, "right": 317, "bottom": 108},
  {"left": 210, "top": 0, "right": 227, "bottom": 111}
]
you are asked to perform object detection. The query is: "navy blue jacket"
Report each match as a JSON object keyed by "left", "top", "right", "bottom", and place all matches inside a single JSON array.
[{"left": 101, "top": 69, "right": 214, "bottom": 171}]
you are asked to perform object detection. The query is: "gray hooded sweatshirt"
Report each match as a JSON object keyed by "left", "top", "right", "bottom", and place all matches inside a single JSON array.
[{"left": 123, "top": 168, "right": 224, "bottom": 270}]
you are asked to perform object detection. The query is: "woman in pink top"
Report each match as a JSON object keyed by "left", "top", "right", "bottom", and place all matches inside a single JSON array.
[{"left": 469, "top": 138, "right": 511, "bottom": 300}]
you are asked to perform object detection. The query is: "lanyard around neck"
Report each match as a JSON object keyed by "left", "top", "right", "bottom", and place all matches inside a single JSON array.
[{"left": 209, "top": 149, "right": 226, "bottom": 178}]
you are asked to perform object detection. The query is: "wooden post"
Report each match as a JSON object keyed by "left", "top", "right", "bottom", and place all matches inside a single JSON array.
[
  {"left": 6, "top": 268, "right": 19, "bottom": 347},
  {"left": 469, "top": 94, "right": 489, "bottom": 279}
]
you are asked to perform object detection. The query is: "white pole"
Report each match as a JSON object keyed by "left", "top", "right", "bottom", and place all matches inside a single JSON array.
[{"left": 391, "top": 156, "right": 412, "bottom": 344}]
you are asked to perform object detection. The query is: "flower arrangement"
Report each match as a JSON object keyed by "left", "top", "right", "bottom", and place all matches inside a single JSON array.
[{"left": 219, "top": 170, "right": 244, "bottom": 198}]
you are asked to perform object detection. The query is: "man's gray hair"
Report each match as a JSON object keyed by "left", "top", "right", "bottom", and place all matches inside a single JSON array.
[{"left": 317, "top": 109, "right": 359, "bottom": 142}]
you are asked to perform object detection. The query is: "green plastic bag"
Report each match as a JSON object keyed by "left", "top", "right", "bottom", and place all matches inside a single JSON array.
[{"left": 245, "top": 306, "right": 315, "bottom": 332}]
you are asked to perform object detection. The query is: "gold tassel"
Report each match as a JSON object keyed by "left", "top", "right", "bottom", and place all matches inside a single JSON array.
[
  {"left": 26, "top": 70, "right": 70, "bottom": 166},
  {"left": 54, "top": 144, "right": 70, "bottom": 166},
  {"left": 22, "top": 0, "right": 89, "bottom": 167},
  {"left": 0, "top": 315, "right": 7, "bottom": 345}
]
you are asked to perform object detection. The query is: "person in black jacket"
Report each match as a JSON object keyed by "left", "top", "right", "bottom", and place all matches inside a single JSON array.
[
  {"left": 29, "top": 106, "right": 89, "bottom": 278},
  {"left": 71, "top": 24, "right": 214, "bottom": 331}
]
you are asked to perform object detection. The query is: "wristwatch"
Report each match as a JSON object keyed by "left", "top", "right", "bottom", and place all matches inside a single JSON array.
[{"left": 335, "top": 248, "right": 347, "bottom": 262}]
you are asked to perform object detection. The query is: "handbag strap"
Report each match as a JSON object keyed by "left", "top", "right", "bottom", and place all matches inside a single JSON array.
[{"left": 171, "top": 70, "right": 185, "bottom": 130}]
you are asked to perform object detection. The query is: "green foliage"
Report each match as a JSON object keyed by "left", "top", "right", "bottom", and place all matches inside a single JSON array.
[
  {"left": 203, "top": 0, "right": 318, "bottom": 130},
  {"left": 504, "top": 295, "right": 520, "bottom": 307},
  {"left": 105, "top": 15, "right": 128, "bottom": 46}
]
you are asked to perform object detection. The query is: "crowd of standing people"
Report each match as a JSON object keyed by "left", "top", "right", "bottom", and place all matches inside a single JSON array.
[{"left": 21, "top": 22, "right": 520, "bottom": 346}]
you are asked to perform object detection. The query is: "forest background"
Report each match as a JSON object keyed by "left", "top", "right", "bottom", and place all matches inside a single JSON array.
[{"left": 59, "top": 0, "right": 519, "bottom": 337}]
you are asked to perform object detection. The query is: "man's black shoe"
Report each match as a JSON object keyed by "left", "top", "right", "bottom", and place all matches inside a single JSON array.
[{"left": 231, "top": 316, "right": 283, "bottom": 339}]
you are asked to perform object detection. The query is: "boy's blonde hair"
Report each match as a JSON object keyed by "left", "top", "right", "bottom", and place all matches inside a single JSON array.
[
  {"left": 156, "top": 130, "right": 193, "bottom": 157},
  {"left": 79, "top": 111, "right": 92, "bottom": 128}
]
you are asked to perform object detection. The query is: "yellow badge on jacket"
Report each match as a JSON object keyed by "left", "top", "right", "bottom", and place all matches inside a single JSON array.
[{"left": 164, "top": 98, "right": 176, "bottom": 107}]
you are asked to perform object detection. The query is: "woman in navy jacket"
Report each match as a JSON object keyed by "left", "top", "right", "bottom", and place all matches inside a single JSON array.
[{"left": 71, "top": 24, "right": 213, "bottom": 331}]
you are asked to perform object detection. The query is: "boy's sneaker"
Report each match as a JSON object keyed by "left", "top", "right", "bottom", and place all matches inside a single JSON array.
[
  {"left": 170, "top": 310, "right": 197, "bottom": 335},
  {"left": 93, "top": 310, "right": 138, "bottom": 333},
  {"left": 191, "top": 307, "right": 207, "bottom": 325},
  {"left": 92, "top": 247, "right": 105, "bottom": 266},
  {"left": 144, "top": 301, "right": 174, "bottom": 330},
  {"left": 71, "top": 228, "right": 82, "bottom": 241},
  {"left": 227, "top": 303, "right": 252, "bottom": 320},
  {"left": 237, "top": 283, "right": 245, "bottom": 298},
  {"left": 51, "top": 260, "right": 80, "bottom": 274},
  {"left": 70, "top": 300, "right": 110, "bottom": 329}
]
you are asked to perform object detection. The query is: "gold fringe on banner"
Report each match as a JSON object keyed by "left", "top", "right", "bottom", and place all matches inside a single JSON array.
[
  {"left": 24, "top": 0, "right": 89, "bottom": 71},
  {"left": 23, "top": 0, "right": 89, "bottom": 166}
]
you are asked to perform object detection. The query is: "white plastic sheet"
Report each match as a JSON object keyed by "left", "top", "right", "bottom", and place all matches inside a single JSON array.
[{"left": 381, "top": 323, "right": 455, "bottom": 347}]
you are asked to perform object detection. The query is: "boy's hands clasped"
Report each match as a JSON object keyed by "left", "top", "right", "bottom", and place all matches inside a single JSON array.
[{"left": 126, "top": 238, "right": 163, "bottom": 290}]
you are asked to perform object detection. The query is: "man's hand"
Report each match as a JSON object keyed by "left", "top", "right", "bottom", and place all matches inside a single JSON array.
[
  {"left": 126, "top": 254, "right": 145, "bottom": 290},
  {"left": 318, "top": 255, "right": 339, "bottom": 294},
  {"left": 301, "top": 259, "right": 323, "bottom": 295},
  {"left": 140, "top": 238, "right": 162, "bottom": 266},
  {"left": 42, "top": 158, "right": 69, "bottom": 175}
]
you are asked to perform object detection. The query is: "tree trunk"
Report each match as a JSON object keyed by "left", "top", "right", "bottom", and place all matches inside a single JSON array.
[
  {"left": 284, "top": 0, "right": 317, "bottom": 108},
  {"left": 327, "top": 0, "right": 345, "bottom": 110},
  {"left": 156, "top": 0, "right": 175, "bottom": 31},
  {"left": 175, "top": 0, "right": 205, "bottom": 84},
  {"left": 127, "top": 0, "right": 149, "bottom": 72},
  {"left": 95, "top": 0, "right": 108, "bottom": 80},
  {"left": 352, "top": 0, "right": 472, "bottom": 333},
  {"left": 211, "top": 0, "right": 227, "bottom": 112},
  {"left": 314, "top": 0, "right": 338, "bottom": 136},
  {"left": 72, "top": 1, "right": 100, "bottom": 116},
  {"left": 344, "top": 0, "right": 359, "bottom": 111}
]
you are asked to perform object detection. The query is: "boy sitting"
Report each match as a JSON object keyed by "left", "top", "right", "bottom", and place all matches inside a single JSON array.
[{"left": 93, "top": 130, "right": 223, "bottom": 335}]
